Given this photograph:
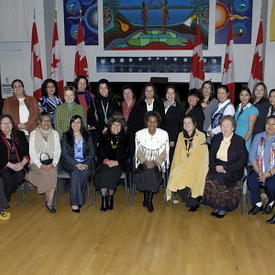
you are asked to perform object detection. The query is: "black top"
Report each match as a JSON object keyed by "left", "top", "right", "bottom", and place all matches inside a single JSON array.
[
  {"left": 164, "top": 102, "right": 183, "bottom": 143},
  {"left": 87, "top": 96, "right": 121, "bottom": 134},
  {"left": 253, "top": 98, "right": 270, "bottom": 135},
  {"left": 0, "top": 130, "right": 29, "bottom": 170},
  {"left": 127, "top": 99, "right": 165, "bottom": 137},
  {"left": 61, "top": 132, "right": 95, "bottom": 170},
  {"left": 185, "top": 105, "right": 205, "bottom": 132},
  {"left": 97, "top": 132, "right": 129, "bottom": 172},
  {"left": 209, "top": 133, "right": 248, "bottom": 184}
]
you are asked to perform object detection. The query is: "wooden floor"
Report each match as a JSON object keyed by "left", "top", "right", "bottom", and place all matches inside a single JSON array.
[{"left": 0, "top": 187, "right": 275, "bottom": 275}]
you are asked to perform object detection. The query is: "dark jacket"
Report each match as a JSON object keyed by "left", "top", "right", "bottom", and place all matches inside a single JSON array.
[
  {"left": 97, "top": 132, "right": 129, "bottom": 172},
  {"left": 253, "top": 98, "right": 270, "bottom": 135},
  {"left": 164, "top": 102, "right": 183, "bottom": 143},
  {"left": 87, "top": 96, "right": 121, "bottom": 134},
  {"left": 208, "top": 133, "right": 248, "bottom": 185},
  {"left": 61, "top": 132, "right": 95, "bottom": 172},
  {"left": 127, "top": 99, "right": 165, "bottom": 137},
  {"left": 185, "top": 105, "right": 205, "bottom": 132},
  {"left": 0, "top": 130, "right": 29, "bottom": 170}
]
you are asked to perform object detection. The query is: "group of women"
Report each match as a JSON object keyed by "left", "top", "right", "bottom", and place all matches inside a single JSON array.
[{"left": 0, "top": 78, "right": 274, "bottom": 225}]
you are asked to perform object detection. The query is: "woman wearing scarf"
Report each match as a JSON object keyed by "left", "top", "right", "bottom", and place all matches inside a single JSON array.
[
  {"left": 74, "top": 75, "right": 93, "bottom": 114},
  {"left": 247, "top": 116, "right": 275, "bottom": 222},
  {"left": 27, "top": 112, "right": 61, "bottom": 213},
  {"left": 235, "top": 88, "right": 259, "bottom": 151},
  {"left": 166, "top": 115, "right": 208, "bottom": 212}
]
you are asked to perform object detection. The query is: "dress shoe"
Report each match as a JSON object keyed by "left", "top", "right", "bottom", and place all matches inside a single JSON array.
[
  {"left": 189, "top": 204, "right": 199, "bottom": 212},
  {"left": 72, "top": 208, "right": 80, "bottom": 213},
  {"left": 248, "top": 205, "right": 263, "bottom": 215},
  {"left": 266, "top": 215, "right": 275, "bottom": 224},
  {"left": 100, "top": 195, "right": 108, "bottom": 212},
  {"left": 214, "top": 213, "right": 225, "bottom": 219},
  {"left": 262, "top": 204, "right": 274, "bottom": 215},
  {"left": 210, "top": 209, "right": 219, "bottom": 216},
  {"left": 45, "top": 203, "right": 56, "bottom": 214}
]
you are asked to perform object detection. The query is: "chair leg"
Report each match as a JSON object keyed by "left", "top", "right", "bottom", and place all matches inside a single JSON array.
[
  {"left": 86, "top": 183, "right": 91, "bottom": 207},
  {"left": 124, "top": 177, "right": 129, "bottom": 205}
]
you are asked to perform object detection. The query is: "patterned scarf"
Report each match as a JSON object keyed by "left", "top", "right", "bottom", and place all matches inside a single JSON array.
[{"left": 257, "top": 136, "right": 275, "bottom": 172}]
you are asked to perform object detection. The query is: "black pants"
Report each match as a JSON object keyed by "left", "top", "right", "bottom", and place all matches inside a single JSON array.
[
  {"left": 0, "top": 168, "right": 25, "bottom": 201},
  {"left": 178, "top": 187, "right": 200, "bottom": 208},
  {"left": 0, "top": 177, "right": 9, "bottom": 211}
]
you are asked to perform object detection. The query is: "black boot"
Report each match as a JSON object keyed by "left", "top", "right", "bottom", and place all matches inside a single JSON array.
[
  {"left": 147, "top": 192, "right": 154, "bottom": 212},
  {"left": 143, "top": 191, "right": 149, "bottom": 207},
  {"left": 107, "top": 194, "right": 114, "bottom": 210},
  {"left": 100, "top": 195, "right": 108, "bottom": 212}
]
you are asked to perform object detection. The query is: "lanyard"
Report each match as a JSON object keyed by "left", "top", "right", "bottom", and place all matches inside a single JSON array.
[{"left": 101, "top": 100, "right": 109, "bottom": 124}]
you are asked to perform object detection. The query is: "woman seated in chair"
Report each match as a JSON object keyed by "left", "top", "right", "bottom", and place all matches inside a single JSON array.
[
  {"left": 94, "top": 113, "right": 129, "bottom": 212},
  {"left": 27, "top": 112, "right": 61, "bottom": 214},
  {"left": 0, "top": 115, "right": 29, "bottom": 204},
  {"left": 247, "top": 115, "right": 275, "bottom": 223},
  {"left": 61, "top": 115, "right": 95, "bottom": 213},
  {"left": 167, "top": 115, "right": 209, "bottom": 212},
  {"left": 0, "top": 178, "right": 10, "bottom": 221},
  {"left": 203, "top": 115, "right": 248, "bottom": 218},
  {"left": 133, "top": 111, "right": 169, "bottom": 212}
]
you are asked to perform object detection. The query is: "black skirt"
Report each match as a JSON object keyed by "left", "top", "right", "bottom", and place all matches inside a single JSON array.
[
  {"left": 133, "top": 164, "right": 162, "bottom": 193},
  {"left": 93, "top": 163, "right": 122, "bottom": 191}
]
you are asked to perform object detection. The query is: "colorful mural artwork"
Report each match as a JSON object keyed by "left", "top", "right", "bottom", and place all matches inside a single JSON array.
[
  {"left": 97, "top": 56, "right": 221, "bottom": 73},
  {"left": 103, "top": 0, "right": 209, "bottom": 50},
  {"left": 63, "top": 0, "right": 98, "bottom": 45},
  {"left": 215, "top": 0, "right": 253, "bottom": 44}
]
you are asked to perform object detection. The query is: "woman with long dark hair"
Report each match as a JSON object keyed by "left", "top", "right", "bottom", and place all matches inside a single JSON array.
[
  {"left": 235, "top": 88, "right": 258, "bottom": 151},
  {"left": 267, "top": 89, "right": 275, "bottom": 117},
  {"left": 38, "top": 79, "right": 63, "bottom": 126},
  {"left": 128, "top": 83, "right": 165, "bottom": 138},
  {"left": 201, "top": 81, "right": 219, "bottom": 132},
  {"left": 162, "top": 85, "right": 183, "bottom": 161},
  {"left": 0, "top": 115, "right": 29, "bottom": 203},
  {"left": 252, "top": 82, "right": 270, "bottom": 135},
  {"left": 61, "top": 115, "right": 95, "bottom": 212}
]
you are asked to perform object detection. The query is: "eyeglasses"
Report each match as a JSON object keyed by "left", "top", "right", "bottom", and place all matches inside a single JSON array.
[{"left": 0, "top": 122, "right": 12, "bottom": 125}]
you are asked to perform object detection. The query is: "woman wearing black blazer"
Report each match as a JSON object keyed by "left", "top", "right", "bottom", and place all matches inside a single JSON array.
[
  {"left": 184, "top": 89, "right": 204, "bottom": 131},
  {"left": 87, "top": 79, "right": 121, "bottom": 143},
  {"left": 127, "top": 83, "right": 165, "bottom": 136},
  {"left": 163, "top": 85, "right": 183, "bottom": 161},
  {"left": 61, "top": 115, "right": 95, "bottom": 212},
  {"left": 203, "top": 116, "right": 248, "bottom": 218},
  {"left": 252, "top": 82, "right": 270, "bottom": 135}
]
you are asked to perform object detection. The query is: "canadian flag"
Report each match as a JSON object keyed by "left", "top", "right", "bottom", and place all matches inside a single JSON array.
[
  {"left": 74, "top": 20, "right": 89, "bottom": 77},
  {"left": 222, "top": 21, "right": 235, "bottom": 103},
  {"left": 31, "top": 21, "right": 43, "bottom": 100},
  {"left": 51, "top": 20, "right": 64, "bottom": 98},
  {"left": 248, "top": 19, "right": 263, "bottom": 91},
  {"left": 189, "top": 23, "right": 205, "bottom": 89}
]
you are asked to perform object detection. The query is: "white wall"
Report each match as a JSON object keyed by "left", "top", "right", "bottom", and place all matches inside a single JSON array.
[{"left": 1, "top": 0, "right": 275, "bottom": 96}]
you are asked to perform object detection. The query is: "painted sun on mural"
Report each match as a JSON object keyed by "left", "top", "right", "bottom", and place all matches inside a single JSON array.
[{"left": 103, "top": 0, "right": 209, "bottom": 50}]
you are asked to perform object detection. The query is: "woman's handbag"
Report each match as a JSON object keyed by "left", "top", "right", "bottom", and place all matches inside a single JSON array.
[{"left": 40, "top": 152, "right": 53, "bottom": 165}]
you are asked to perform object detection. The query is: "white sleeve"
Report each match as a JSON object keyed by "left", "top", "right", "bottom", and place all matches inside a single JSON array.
[
  {"left": 29, "top": 131, "right": 42, "bottom": 168},
  {"left": 52, "top": 131, "right": 61, "bottom": 167},
  {"left": 165, "top": 132, "right": 170, "bottom": 168}
]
